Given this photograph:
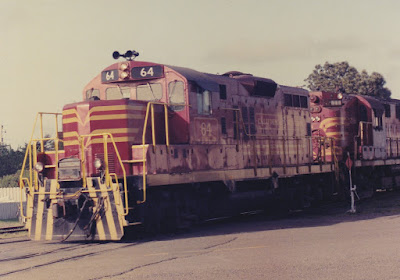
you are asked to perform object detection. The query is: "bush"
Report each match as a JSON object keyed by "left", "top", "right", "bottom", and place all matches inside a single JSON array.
[{"left": 0, "top": 172, "right": 22, "bottom": 188}]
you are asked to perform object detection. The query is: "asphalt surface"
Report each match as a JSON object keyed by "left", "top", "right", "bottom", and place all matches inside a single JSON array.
[{"left": 2, "top": 191, "right": 400, "bottom": 280}]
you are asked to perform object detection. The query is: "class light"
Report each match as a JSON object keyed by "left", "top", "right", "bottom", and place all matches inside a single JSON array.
[
  {"left": 94, "top": 158, "right": 103, "bottom": 169},
  {"left": 35, "top": 162, "right": 44, "bottom": 173}
]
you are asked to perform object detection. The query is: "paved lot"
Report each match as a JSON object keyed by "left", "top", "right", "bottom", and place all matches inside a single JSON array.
[{"left": 2, "top": 192, "right": 400, "bottom": 280}]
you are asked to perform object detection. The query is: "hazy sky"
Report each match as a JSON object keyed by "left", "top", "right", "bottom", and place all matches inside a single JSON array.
[{"left": 1, "top": 0, "right": 399, "bottom": 148}]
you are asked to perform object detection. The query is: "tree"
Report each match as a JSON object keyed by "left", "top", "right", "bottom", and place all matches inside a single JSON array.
[
  {"left": 305, "top": 61, "right": 391, "bottom": 99},
  {"left": 0, "top": 145, "right": 26, "bottom": 179}
]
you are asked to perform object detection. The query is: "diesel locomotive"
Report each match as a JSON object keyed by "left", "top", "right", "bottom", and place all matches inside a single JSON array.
[{"left": 19, "top": 51, "right": 400, "bottom": 241}]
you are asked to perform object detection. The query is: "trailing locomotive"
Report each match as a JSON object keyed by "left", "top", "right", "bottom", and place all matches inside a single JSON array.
[
  {"left": 19, "top": 51, "right": 400, "bottom": 241},
  {"left": 310, "top": 91, "right": 400, "bottom": 195}
]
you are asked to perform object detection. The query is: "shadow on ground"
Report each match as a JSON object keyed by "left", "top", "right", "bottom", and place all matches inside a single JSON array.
[{"left": 120, "top": 190, "right": 400, "bottom": 244}]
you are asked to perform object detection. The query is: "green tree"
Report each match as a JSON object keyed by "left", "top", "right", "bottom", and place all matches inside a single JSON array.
[
  {"left": 305, "top": 61, "right": 391, "bottom": 99},
  {"left": 0, "top": 145, "right": 26, "bottom": 179}
]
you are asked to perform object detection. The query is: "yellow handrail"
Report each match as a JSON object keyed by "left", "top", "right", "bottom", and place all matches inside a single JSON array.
[
  {"left": 136, "top": 102, "right": 189, "bottom": 204},
  {"left": 19, "top": 112, "right": 62, "bottom": 220},
  {"left": 79, "top": 133, "right": 129, "bottom": 216}
]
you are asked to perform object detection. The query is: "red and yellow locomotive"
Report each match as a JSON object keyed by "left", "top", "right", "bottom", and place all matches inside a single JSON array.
[
  {"left": 310, "top": 91, "right": 400, "bottom": 194},
  {"left": 19, "top": 51, "right": 400, "bottom": 240}
]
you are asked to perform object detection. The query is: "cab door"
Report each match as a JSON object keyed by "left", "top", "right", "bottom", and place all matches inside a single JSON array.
[{"left": 166, "top": 72, "right": 189, "bottom": 144}]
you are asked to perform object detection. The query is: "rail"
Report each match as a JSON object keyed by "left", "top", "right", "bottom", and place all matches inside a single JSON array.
[{"left": 0, "top": 226, "right": 27, "bottom": 234}]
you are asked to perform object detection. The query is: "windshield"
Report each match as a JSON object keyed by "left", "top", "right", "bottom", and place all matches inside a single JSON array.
[
  {"left": 137, "top": 83, "right": 163, "bottom": 101},
  {"left": 105, "top": 86, "right": 131, "bottom": 100},
  {"left": 103, "top": 83, "right": 163, "bottom": 101}
]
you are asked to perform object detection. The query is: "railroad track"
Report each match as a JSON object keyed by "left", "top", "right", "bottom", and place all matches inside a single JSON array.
[{"left": 0, "top": 226, "right": 27, "bottom": 234}]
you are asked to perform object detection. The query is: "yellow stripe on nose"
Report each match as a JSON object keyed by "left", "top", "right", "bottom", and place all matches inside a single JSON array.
[
  {"left": 45, "top": 180, "right": 58, "bottom": 240},
  {"left": 87, "top": 179, "right": 106, "bottom": 240}
]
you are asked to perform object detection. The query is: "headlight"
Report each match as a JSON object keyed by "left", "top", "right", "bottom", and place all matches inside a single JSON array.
[
  {"left": 94, "top": 158, "right": 103, "bottom": 169},
  {"left": 120, "top": 71, "right": 129, "bottom": 79},
  {"left": 120, "top": 63, "right": 129, "bottom": 71},
  {"left": 337, "top": 93, "right": 343, "bottom": 100},
  {"left": 35, "top": 162, "right": 44, "bottom": 173},
  {"left": 119, "top": 63, "right": 130, "bottom": 79}
]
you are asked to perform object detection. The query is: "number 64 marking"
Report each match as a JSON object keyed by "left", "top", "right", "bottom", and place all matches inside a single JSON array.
[
  {"left": 106, "top": 71, "right": 114, "bottom": 80},
  {"left": 140, "top": 67, "right": 154, "bottom": 77},
  {"left": 200, "top": 122, "right": 212, "bottom": 137}
]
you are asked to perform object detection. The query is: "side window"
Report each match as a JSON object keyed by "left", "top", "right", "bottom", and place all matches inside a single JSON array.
[
  {"left": 360, "top": 105, "right": 368, "bottom": 122},
  {"left": 105, "top": 87, "right": 130, "bottom": 100},
  {"left": 373, "top": 109, "right": 383, "bottom": 129},
  {"left": 137, "top": 83, "right": 162, "bottom": 101},
  {"left": 293, "top": 95, "right": 300, "bottom": 107},
  {"left": 284, "top": 94, "right": 293, "bottom": 107},
  {"left": 86, "top": 88, "right": 100, "bottom": 100},
  {"left": 197, "top": 88, "right": 212, "bottom": 115},
  {"left": 396, "top": 104, "right": 400, "bottom": 120},
  {"left": 168, "top": 81, "right": 185, "bottom": 111},
  {"left": 300, "top": 96, "right": 308, "bottom": 108},
  {"left": 284, "top": 94, "right": 308, "bottom": 108},
  {"left": 384, "top": 104, "right": 391, "bottom": 118},
  {"left": 219, "top": 84, "right": 227, "bottom": 100}
]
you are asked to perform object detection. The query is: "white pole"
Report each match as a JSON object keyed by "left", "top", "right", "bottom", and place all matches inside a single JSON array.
[{"left": 349, "top": 168, "right": 356, "bottom": 213}]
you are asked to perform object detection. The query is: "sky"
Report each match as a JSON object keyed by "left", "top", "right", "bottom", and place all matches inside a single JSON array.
[{"left": 1, "top": 0, "right": 400, "bottom": 148}]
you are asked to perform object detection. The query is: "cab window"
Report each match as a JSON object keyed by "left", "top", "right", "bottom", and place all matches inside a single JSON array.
[
  {"left": 197, "top": 88, "right": 211, "bottom": 115},
  {"left": 137, "top": 83, "right": 162, "bottom": 101},
  {"left": 86, "top": 88, "right": 100, "bottom": 100},
  {"left": 168, "top": 81, "right": 185, "bottom": 111},
  {"left": 105, "top": 87, "right": 131, "bottom": 100}
]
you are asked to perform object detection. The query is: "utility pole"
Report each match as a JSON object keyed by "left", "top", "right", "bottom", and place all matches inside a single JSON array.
[
  {"left": 0, "top": 125, "right": 4, "bottom": 145},
  {"left": 0, "top": 125, "right": 9, "bottom": 153}
]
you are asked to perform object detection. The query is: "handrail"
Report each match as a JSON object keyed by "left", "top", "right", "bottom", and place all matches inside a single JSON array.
[
  {"left": 19, "top": 178, "right": 30, "bottom": 219},
  {"left": 136, "top": 102, "right": 190, "bottom": 204},
  {"left": 79, "top": 133, "right": 129, "bottom": 216},
  {"left": 19, "top": 112, "right": 62, "bottom": 220}
]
